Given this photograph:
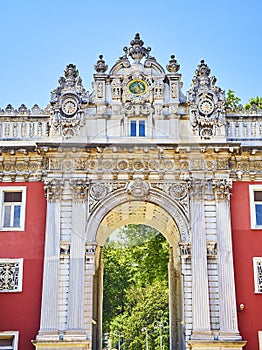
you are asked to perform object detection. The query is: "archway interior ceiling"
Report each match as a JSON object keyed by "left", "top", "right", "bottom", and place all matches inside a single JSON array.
[{"left": 97, "top": 200, "right": 180, "bottom": 248}]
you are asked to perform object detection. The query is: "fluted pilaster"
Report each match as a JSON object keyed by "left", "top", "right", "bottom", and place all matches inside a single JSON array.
[
  {"left": 213, "top": 179, "right": 241, "bottom": 340},
  {"left": 37, "top": 180, "right": 63, "bottom": 340},
  {"left": 190, "top": 181, "right": 212, "bottom": 339},
  {"left": 65, "top": 180, "right": 88, "bottom": 338}
]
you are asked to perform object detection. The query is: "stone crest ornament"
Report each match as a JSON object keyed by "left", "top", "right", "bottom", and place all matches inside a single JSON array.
[
  {"left": 127, "top": 178, "right": 150, "bottom": 199},
  {"left": 49, "top": 64, "right": 89, "bottom": 138},
  {"left": 188, "top": 59, "right": 226, "bottom": 138}
]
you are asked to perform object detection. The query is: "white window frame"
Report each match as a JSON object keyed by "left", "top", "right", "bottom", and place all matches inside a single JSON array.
[
  {"left": 253, "top": 257, "right": 262, "bottom": 293},
  {"left": 129, "top": 119, "right": 146, "bottom": 137},
  {"left": 0, "top": 331, "right": 19, "bottom": 350},
  {"left": 249, "top": 185, "right": 262, "bottom": 229},
  {"left": 0, "top": 186, "right": 26, "bottom": 231},
  {"left": 0, "top": 258, "right": 23, "bottom": 292},
  {"left": 258, "top": 330, "right": 262, "bottom": 350}
]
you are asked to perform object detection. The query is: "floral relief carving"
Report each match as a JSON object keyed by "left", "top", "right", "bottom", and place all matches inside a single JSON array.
[{"left": 127, "top": 178, "right": 150, "bottom": 199}]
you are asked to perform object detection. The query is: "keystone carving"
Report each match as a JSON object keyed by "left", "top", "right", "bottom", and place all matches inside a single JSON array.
[{"left": 127, "top": 178, "right": 150, "bottom": 199}]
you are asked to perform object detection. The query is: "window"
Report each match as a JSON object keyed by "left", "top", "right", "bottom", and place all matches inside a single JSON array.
[
  {"left": 0, "top": 187, "right": 26, "bottom": 231},
  {"left": 130, "top": 120, "right": 145, "bottom": 136},
  {"left": 0, "top": 259, "right": 23, "bottom": 292},
  {"left": 253, "top": 257, "right": 262, "bottom": 293},
  {"left": 0, "top": 332, "right": 19, "bottom": 350},
  {"left": 249, "top": 185, "right": 262, "bottom": 229},
  {"left": 258, "top": 331, "right": 262, "bottom": 350}
]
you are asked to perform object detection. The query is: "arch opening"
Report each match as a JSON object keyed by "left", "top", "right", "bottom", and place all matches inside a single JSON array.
[{"left": 90, "top": 199, "right": 186, "bottom": 350}]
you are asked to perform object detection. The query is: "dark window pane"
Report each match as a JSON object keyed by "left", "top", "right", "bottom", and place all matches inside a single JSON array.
[
  {"left": 130, "top": 121, "right": 136, "bottom": 136},
  {"left": 0, "top": 338, "right": 13, "bottom": 346},
  {"left": 139, "top": 120, "right": 145, "bottom": 136},
  {"left": 255, "top": 204, "right": 262, "bottom": 225},
  {"left": 4, "top": 192, "right": 22, "bottom": 203}
]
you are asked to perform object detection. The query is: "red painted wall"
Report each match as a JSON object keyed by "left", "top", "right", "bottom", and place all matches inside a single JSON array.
[
  {"left": 0, "top": 182, "right": 46, "bottom": 350},
  {"left": 231, "top": 182, "right": 262, "bottom": 350}
]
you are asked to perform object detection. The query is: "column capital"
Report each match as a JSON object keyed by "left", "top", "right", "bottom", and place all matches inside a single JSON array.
[
  {"left": 70, "top": 179, "right": 89, "bottom": 201},
  {"left": 44, "top": 179, "right": 64, "bottom": 201},
  {"left": 212, "top": 178, "right": 232, "bottom": 200}
]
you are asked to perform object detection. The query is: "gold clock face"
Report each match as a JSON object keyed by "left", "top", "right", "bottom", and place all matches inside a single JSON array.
[
  {"left": 61, "top": 98, "right": 78, "bottom": 116},
  {"left": 127, "top": 80, "right": 148, "bottom": 96}
]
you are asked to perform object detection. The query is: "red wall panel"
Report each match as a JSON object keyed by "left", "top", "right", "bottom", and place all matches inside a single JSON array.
[
  {"left": 231, "top": 182, "right": 262, "bottom": 350},
  {"left": 0, "top": 182, "right": 46, "bottom": 350}
]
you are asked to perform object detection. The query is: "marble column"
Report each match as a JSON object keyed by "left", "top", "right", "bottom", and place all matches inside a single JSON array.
[
  {"left": 213, "top": 179, "right": 241, "bottom": 340},
  {"left": 37, "top": 180, "right": 62, "bottom": 340},
  {"left": 190, "top": 180, "right": 212, "bottom": 339},
  {"left": 65, "top": 180, "right": 88, "bottom": 339}
]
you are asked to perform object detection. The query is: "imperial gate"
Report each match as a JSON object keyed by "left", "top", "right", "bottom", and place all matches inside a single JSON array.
[{"left": 0, "top": 34, "right": 250, "bottom": 349}]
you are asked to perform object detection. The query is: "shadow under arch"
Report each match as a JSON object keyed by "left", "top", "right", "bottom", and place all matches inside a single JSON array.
[{"left": 86, "top": 186, "right": 190, "bottom": 350}]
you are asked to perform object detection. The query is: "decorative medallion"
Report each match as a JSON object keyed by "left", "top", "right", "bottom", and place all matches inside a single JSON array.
[
  {"left": 169, "top": 183, "right": 188, "bottom": 200},
  {"left": 127, "top": 80, "right": 148, "bottom": 96},
  {"left": 61, "top": 97, "right": 78, "bottom": 116},
  {"left": 90, "top": 183, "right": 108, "bottom": 200}
]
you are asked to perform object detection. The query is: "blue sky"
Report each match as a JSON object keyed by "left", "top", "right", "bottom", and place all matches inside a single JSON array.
[{"left": 0, "top": 0, "right": 261, "bottom": 109}]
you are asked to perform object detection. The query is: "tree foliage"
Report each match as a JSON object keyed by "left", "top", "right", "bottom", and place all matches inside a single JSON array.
[
  {"left": 225, "top": 89, "right": 241, "bottom": 111},
  {"left": 102, "top": 224, "right": 170, "bottom": 349},
  {"left": 244, "top": 96, "right": 262, "bottom": 110}
]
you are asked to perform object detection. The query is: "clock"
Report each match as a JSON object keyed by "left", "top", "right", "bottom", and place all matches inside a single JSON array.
[
  {"left": 61, "top": 98, "right": 78, "bottom": 116},
  {"left": 127, "top": 79, "right": 148, "bottom": 96},
  {"left": 198, "top": 99, "right": 214, "bottom": 115}
]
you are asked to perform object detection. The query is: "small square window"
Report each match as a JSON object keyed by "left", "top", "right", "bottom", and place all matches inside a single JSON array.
[
  {"left": 0, "top": 259, "right": 23, "bottom": 292},
  {"left": 0, "top": 187, "right": 26, "bottom": 231},
  {"left": 249, "top": 186, "right": 262, "bottom": 229}
]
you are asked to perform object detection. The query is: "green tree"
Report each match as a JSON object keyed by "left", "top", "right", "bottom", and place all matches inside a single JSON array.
[
  {"left": 225, "top": 89, "right": 241, "bottom": 111},
  {"left": 103, "top": 225, "right": 170, "bottom": 348},
  {"left": 244, "top": 96, "right": 262, "bottom": 110},
  {"left": 110, "top": 281, "right": 169, "bottom": 350}
]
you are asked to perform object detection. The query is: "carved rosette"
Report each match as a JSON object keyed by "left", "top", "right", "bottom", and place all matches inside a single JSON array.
[
  {"left": 127, "top": 178, "right": 150, "bottom": 199},
  {"left": 44, "top": 179, "right": 63, "bottom": 201},
  {"left": 90, "top": 183, "right": 108, "bottom": 200},
  {"left": 71, "top": 179, "right": 89, "bottom": 201},
  {"left": 50, "top": 64, "right": 89, "bottom": 138},
  {"left": 188, "top": 60, "right": 225, "bottom": 138},
  {"left": 212, "top": 178, "right": 232, "bottom": 200},
  {"left": 169, "top": 183, "right": 189, "bottom": 200}
]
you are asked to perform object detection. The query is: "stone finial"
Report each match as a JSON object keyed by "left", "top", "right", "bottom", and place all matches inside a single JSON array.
[
  {"left": 94, "top": 55, "right": 108, "bottom": 73},
  {"left": 123, "top": 33, "right": 151, "bottom": 62},
  {"left": 166, "top": 54, "right": 180, "bottom": 73},
  {"left": 64, "top": 64, "right": 79, "bottom": 81}
]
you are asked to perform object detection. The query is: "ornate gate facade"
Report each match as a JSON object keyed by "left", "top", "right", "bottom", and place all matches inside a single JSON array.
[{"left": 0, "top": 34, "right": 251, "bottom": 349}]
